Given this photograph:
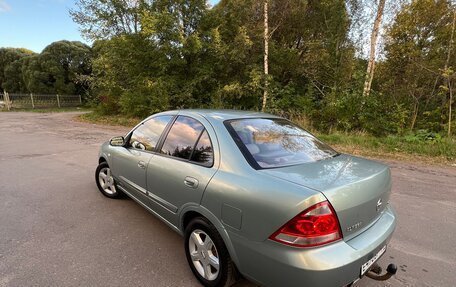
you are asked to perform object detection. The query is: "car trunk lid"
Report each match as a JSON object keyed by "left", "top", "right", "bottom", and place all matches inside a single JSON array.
[{"left": 261, "top": 154, "right": 392, "bottom": 239}]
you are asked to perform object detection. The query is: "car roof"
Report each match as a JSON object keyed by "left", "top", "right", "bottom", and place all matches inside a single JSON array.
[{"left": 172, "top": 109, "right": 282, "bottom": 123}]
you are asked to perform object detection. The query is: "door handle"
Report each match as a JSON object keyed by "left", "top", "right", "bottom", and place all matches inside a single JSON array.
[
  {"left": 184, "top": 176, "right": 199, "bottom": 188},
  {"left": 138, "top": 160, "right": 147, "bottom": 169}
]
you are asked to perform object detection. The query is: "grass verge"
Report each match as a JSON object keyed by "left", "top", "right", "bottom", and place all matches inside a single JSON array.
[
  {"left": 318, "top": 133, "right": 456, "bottom": 165},
  {"left": 77, "top": 112, "right": 141, "bottom": 127}
]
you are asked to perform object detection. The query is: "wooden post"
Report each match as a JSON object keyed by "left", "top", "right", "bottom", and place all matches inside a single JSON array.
[
  {"left": 79, "top": 94, "right": 82, "bottom": 105},
  {"left": 30, "top": 93, "right": 35, "bottom": 109},
  {"left": 4, "top": 91, "right": 11, "bottom": 111},
  {"left": 57, "top": 94, "right": 61, "bottom": 108},
  {"left": 1, "top": 90, "right": 4, "bottom": 110}
]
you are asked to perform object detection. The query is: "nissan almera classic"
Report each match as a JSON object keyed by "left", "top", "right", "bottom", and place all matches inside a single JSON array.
[{"left": 95, "top": 110, "right": 397, "bottom": 287}]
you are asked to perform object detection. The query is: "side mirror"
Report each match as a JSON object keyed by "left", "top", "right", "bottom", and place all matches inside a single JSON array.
[{"left": 110, "top": 136, "right": 125, "bottom": 147}]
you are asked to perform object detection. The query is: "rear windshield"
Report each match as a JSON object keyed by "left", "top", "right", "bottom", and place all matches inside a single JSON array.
[{"left": 227, "top": 118, "right": 338, "bottom": 168}]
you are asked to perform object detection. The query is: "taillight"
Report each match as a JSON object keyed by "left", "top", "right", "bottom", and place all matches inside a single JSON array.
[{"left": 269, "top": 201, "right": 342, "bottom": 247}]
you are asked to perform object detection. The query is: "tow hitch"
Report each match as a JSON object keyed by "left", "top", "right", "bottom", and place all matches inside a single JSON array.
[{"left": 366, "top": 262, "right": 397, "bottom": 281}]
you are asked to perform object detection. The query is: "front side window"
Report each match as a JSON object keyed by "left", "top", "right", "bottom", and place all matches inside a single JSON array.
[
  {"left": 129, "top": 115, "right": 173, "bottom": 151},
  {"left": 161, "top": 116, "right": 214, "bottom": 166},
  {"left": 227, "top": 118, "right": 337, "bottom": 168}
]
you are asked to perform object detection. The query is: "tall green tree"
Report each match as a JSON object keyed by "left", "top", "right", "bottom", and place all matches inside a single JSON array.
[
  {"left": 70, "top": 0, "right": 147, "bottom": 40},
  {"left": 379, "top": 0, "right": 456, "bottom": 132},
  {"left": 21, "top": 41, "right": 92, "bottom": 95},
  {"left": 68, "top": 0, "right": 455, "bottom": 136},
  {"left": 3, "top": 41, "right": 92, "bottom": 95},
  {"left": 0, "top": 48, "right": 35, "bottom": 91}
]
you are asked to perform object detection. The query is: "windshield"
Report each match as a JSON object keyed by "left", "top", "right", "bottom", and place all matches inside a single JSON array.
[{"left": 227, "top": 118, "right": 338, "bottom": 168}]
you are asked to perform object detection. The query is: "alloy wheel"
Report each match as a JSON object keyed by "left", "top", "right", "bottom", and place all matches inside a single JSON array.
[
  {"left": 188, "top": 229, "right": 220, "bottom": 281},
  {"left": 98, "top": 167, "right": 116, "bottom": 195}
]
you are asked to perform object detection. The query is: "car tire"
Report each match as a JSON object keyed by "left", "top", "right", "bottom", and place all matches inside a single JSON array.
[
  {"left": 95, "top": 162, "right": 122, "bottom": 198},
  {"left": 185, "top": 217, "right": 238, "bottom": 287}
]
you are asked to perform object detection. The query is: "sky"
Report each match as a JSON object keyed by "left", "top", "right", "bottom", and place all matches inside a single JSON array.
[
  {"left": 0, "top": 0, "right": 85, "bottom": 53},
  {"left": 0, "top": 0, "right": 220, "bottom": 53}
]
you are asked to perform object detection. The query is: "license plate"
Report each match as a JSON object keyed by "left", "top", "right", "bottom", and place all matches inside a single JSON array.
[{"left": 361, "top": 245, "right": 386, "bottom": 275}]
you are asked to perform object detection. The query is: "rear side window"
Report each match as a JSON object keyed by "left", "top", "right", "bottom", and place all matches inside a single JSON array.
[
  {"left": 161, "top": 116, "right": 214, "bottom": 166},
  {"left": 227, "top": 118, "right": 337, "bottom": 168},
  {"left": 129, "top": 115, "right": 173, "bottom": 151},
  {"left": 191, "top": 130, "right": 214, "bottom": 166}
]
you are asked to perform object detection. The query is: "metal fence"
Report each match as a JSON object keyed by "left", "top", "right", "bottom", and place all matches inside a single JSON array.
[{"left": 0, "top": 92, "right": 82, "bottom": 110}]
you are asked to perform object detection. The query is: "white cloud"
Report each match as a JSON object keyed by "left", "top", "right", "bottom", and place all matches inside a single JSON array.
[{"left": 0, "top": 0, "right": 11, "bottom": 13}]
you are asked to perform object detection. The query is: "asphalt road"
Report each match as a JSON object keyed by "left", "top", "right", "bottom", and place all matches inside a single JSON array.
[{"left": 0, "top": 112, "right": 455, "bottom": 287}]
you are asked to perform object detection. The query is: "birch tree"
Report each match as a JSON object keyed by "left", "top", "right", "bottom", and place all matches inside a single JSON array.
[
  {"left": 363, "top": 0, "right": 386, "bottom": 97},
  {"left": 262, "top": 0, "right": 269, "bottom": 112},
  {"left": 444, "top": 8, "right": 456, "bottom": 136}
]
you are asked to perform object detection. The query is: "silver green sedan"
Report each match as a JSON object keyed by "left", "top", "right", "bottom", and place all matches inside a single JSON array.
[{"left": 95, "top": 110, "right": 397, "bottom": 287}]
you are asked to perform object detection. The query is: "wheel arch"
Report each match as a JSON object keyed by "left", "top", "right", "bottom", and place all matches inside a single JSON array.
[
  {"left": 180, "top": 205, "right": 240, "bottom": 268},
  {"left": 182, "top": 210, "right": 202, "bottom": 231}
]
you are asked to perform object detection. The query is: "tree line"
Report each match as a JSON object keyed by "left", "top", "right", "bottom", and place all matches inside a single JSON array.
[
  {"left": 1, "top": 0, "right": 455, "bottom": 137},
  {"left": 0, "top": 41, "right": 92, "bottom": 96}
]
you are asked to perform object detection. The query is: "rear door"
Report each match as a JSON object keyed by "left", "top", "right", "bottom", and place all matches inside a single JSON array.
[
  {"left": 145, "top": 115, "right": 218, "bottom": 226},
  {"left": 112, "top": 115, "right": 173, "bottom": 197}
]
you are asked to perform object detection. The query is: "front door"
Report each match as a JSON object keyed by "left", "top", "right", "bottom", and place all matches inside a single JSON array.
[
  {"left": 113, "top": 115, "right": 174, "bottom": 197},
  {"left": 113, "top": 148, "right": 153, "bottom": 196}
]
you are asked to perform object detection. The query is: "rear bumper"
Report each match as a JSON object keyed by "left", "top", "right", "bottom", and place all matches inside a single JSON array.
[{"left": 231, "top": 204, "right": 397, "bottom": 287}]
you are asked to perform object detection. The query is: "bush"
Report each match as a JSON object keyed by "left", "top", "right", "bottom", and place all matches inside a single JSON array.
[
  {"left": 313, "top": 90, "right": 409, "bottom": 136},
  {"left": 404, "top": 129, "right": 442, "bottom": 143},
  {"left": 119, "top": 79, "right": 170, "bottom": 118}
]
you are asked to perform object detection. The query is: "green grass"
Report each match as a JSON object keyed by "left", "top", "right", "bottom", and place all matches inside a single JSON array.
[
  {"left": 77, "top": 112, "right": 141, "bottom": 127},
  {"left": 318, "top": 132, "right": 456, "bottom": 164}
]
